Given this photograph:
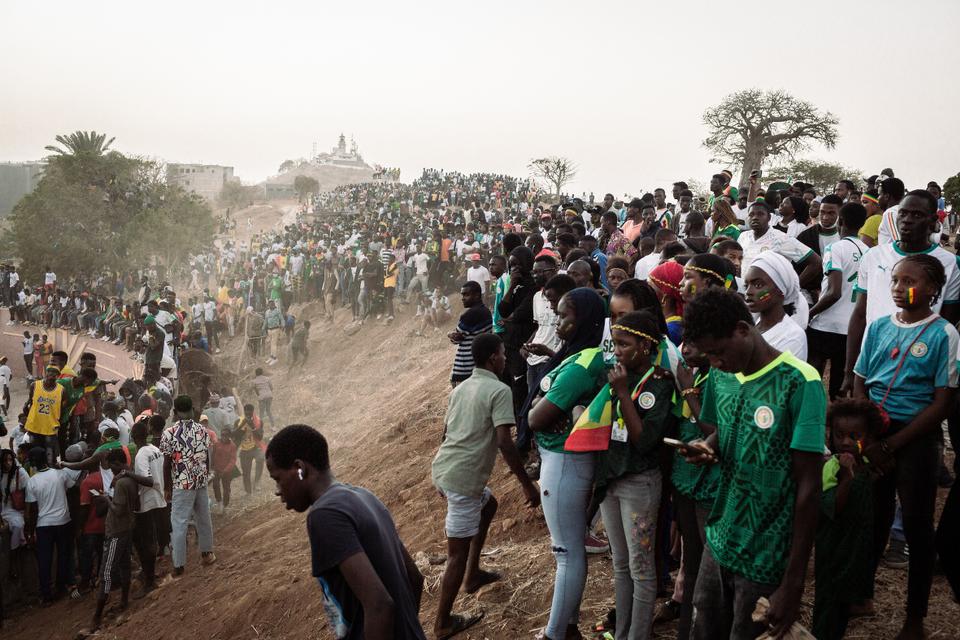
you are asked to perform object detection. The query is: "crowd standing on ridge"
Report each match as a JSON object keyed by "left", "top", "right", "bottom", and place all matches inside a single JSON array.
[{"left": 1, "top": 167, "right": 959, "bottom": 640}]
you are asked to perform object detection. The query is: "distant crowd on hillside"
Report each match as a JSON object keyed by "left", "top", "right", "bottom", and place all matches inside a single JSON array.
[{"left": 2, "top": 165, "right": 959, "bottom": 640}]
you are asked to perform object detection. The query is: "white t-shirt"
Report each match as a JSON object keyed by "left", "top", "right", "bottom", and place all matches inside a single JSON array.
[
  {"left": 876, "top": 204, "right": 943, "bottom": 246},
  {"left": 134, "top": 443, "right": 166, "bottom": 512},
  {"left": 738, "top": 228, "right": 813, "bottom": 274},
  {"left": 813, "top": 229, "right": 840, "bottom": 255},
  {"left": 634, "top": 252, "right": 661, "bottom": 281},
  {"left": 781, "top": 220, "right": 806, "bottom": 239},
  {"left": 407, "top": 253, "right": 430, "bottom": 276},
  {"left": 810, "top": 237, "right": 868, "bottom": 335},
  {"left": 219, "top": 395, "right": 238, "bottom": 416},
  {"left": 25, "top": 467, "right": 77, "bottom": 527},
  {"left": 119, "top": 410, "right": 134, "bottom": 432},
  {"left": 154, "top": 309, "right": 176, "bottom": 344},
  {"left": 204, "top": 300, "right": 216, "bottom": 322},
  {"left": 762, "top": 316, "right": 808, "bottom": 360},
  {"left": 116, "top": 415, "right": 131, "bottom": 445},
  {"left": 856, "top": 242, "right": 960, "bottom": 326},
  {"left": 98, "top": 416, "right": 120, "bottom": 438},
  {"left": 466, "top": 265, "right": 491, "bottom": 288},
  {"left": 527, "top": 291, "right": 560, "bottom": 366},
  {"left": 675, "top": 211, "right": 691, "bottom": 237},
  {"left": 23, "top": 338, "right": 33, "bottom": 356},
  {"left": 44, "top": 272, "right": 56, "bottom": 286},
  {"left": 0, "top": 364, "right": 11, "bottom": 388}
]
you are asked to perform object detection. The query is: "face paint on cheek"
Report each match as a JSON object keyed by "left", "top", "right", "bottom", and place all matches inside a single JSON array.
[
  {"left": 689, "top": 283, "right": 697, "bottom": 295},
  {"left": 908, "top": 287, "right": 915, "bottom": 305},
  {"left": 757, "top": 290, "right": 772, "bottom": 302}
]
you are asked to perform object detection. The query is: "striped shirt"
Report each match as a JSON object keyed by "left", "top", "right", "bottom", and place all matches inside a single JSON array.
[{"left": 451, "top": 304, "right": 493, "bottom": 382}]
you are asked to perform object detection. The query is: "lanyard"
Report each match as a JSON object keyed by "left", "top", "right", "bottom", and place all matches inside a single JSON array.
[{"left": 612, "top": 366, "right": 656, "bottom": 424}]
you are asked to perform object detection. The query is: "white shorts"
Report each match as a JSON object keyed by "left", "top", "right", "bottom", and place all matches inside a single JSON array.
[{"left": 440, "top": 486, "right": 492, "bottom": 539}]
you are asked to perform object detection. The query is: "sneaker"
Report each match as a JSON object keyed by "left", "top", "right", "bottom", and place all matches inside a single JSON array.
[
  {"left": 585, "top": 533, "right": 610, "bottom": 555},
  {"left": 883, "top": 540, "right": 909, "bottom": 570},
  {"left": 524, "top": 459, "right": 540, "bottom": 480},
  {"left": 653, "top": 599, "right": 682, "bottom": 625}
]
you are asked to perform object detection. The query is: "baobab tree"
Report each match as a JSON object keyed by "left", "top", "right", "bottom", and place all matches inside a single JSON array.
[{"left": 702, "top": 89, "right": 839, "bottom": 189}]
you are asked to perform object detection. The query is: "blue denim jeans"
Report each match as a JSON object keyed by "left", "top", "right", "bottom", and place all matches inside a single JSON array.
[
  {"left": 600, "top": 469, "right": 662, "bottom": 640},
  {"left": 539, "top": 446, "right": 595, "bottom": 639},
  {"left": 170, "top": 487, "right": 214, "bottom": 569}
]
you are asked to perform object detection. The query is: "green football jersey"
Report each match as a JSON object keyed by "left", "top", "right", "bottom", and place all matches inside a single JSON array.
[{"left": 700, "top": 352, "right": 826, "bottom": 585}]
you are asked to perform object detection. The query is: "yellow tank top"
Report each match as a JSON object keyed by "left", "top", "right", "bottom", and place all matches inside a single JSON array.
[{"left": 26, "top": 380, "right": 64, "bottom": 437}]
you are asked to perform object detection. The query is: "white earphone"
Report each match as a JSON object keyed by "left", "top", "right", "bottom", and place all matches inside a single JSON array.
[{"left": 297, "top": 468, "right": 304, "bottom": 481}]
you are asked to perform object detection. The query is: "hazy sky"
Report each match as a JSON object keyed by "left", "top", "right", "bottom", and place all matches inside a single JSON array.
[{"left": 3, "top": 0, "right": 958, "bottom": 197}]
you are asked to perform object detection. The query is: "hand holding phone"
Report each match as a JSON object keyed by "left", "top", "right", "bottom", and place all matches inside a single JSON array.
[{"left": 665, "top": 437, "right": 717, "bottom": 465}]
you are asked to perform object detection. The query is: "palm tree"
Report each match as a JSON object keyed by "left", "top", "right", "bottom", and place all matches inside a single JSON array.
[{"left": 45, "top": 130, "right": 115, "bottom": 157}]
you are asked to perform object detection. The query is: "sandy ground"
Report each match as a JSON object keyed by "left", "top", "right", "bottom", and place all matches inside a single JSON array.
[
  {"left": 3, "top": 296, "right": 958, "bottom": 639},
  {"left": 4, "top": 207, "right": 958, "bottom": 638}
]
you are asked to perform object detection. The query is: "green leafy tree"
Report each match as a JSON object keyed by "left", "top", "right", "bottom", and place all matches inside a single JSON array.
[
  {"left": 765, "top": 159, "right": 863, "bottom": 195},
  {"left": 219, "top": 181, "right": 258, "bottom": 209},
  {"left": 278, "top": 159, "right": 296, "bottom": 173},
  {"left": 293, "top": 175, "right": 320, "bottom": 201},
  {"left": 943, "top": 173, "right": 960, "bottom": 214},
  {"left": 44, "top": 130, "right": 115, "bottom": 157},
  {"left": 702, "top": 89, "right": 839, "bottom": 190},
  {"left": 529, "top": 156, "right": 577, "bottom": 197},
  {"left": 9, "top": 133, "right": 216, "bottom": 281}
]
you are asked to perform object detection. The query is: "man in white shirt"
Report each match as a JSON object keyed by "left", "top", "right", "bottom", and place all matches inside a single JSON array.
[
  {"left": 22, "top": 331, "right": 34, "bottom": 377},
  {"left": 43, "top": 267, "right": 56, "bottom": 290},
  {"left": 131, "top": 418, "right": 166, "bottom": 593},
  {"left": 190, "top": 297, "right": 204, "bottom": 333},
  {"left": 98, "top": 401, "right": 129, "bottom": 445},
  {"left": 25, "top": 447, "right": 78, "bottom": 603},
  {"left": 844, "top": 190, "right": 960, "bottom": 392},
  {"left": 203, "top": 296, "right": 218, "bottom": 351},
  {"left": 873, "top": 177, "right": 942, "bottom": 247},
  {"left": 524, "top": 256, "right": 561, "bottom": 393},
  {"left": 0, "top": 355, "right": 10, "bottom": 415},
  {"left": 406, "top": 245, "right": 430, "bottom": 301},
  {"left": 807, "top": 202, "right": 868, "bottom": 399},
  {"left": 738, "top": 202, "right": 822, "bottom": 291},
  {"left": 466, "top": 254, "right": 491, "bottom": 289}
]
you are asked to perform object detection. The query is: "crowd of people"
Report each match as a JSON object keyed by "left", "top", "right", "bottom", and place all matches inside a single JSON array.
[{"left": 1, "top": 165, "right": 958, "bottom": 640}]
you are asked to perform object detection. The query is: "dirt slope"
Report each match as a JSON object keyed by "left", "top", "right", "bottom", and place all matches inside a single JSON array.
[{"left": 5, "top": 303, "right": 958, "bottom": 639}]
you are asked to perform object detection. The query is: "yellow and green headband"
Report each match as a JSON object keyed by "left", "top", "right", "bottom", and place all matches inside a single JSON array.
[
  {"left": 611, "top": 324, "right": 657, "bottom": 343},
  {"left": 685, "top": 265, "right": 734, "bottom": 289}
]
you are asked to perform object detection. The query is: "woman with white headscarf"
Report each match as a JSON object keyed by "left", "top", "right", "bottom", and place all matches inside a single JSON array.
[{"left": 743, "top": 251, "right": 808, "bottom": 360}]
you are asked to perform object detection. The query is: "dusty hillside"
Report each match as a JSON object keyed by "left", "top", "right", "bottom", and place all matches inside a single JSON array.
[
  {"left": 263, "top": 164, "right": 374, "bottom": 193},
  {"left": 5, "top": 302, "right": 959, "bottom": 639}
]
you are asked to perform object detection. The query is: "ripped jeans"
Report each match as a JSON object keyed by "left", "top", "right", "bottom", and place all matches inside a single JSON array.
[
  {"left": 600, "top": 469, "right": 662, "bottom": 640},
  {"left": 539, "top": 446, "right": 595, "bottom": 640}
]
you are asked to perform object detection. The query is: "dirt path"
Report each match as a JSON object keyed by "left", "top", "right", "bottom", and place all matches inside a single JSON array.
[{"left": 4, "top": 291, "right": 958, "bottom": 639}]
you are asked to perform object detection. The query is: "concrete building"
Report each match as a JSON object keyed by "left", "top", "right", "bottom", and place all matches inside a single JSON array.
[
  {"left": 166, "top": 163, "right": 236, "bottom": 201},
  {"left": 313, "top": 134, "right": 369, "bottom": 169},
  {"left": 0, "top": 161, "right": 45, "bottom": 216}
]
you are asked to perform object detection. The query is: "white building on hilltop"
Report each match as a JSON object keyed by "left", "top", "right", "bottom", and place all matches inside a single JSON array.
[
  {"left": 167, "top": 163, "right": 237, "bottom": 201},
  {"left": 313, "top": 134, "right": 369, "bottom": 169}
]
